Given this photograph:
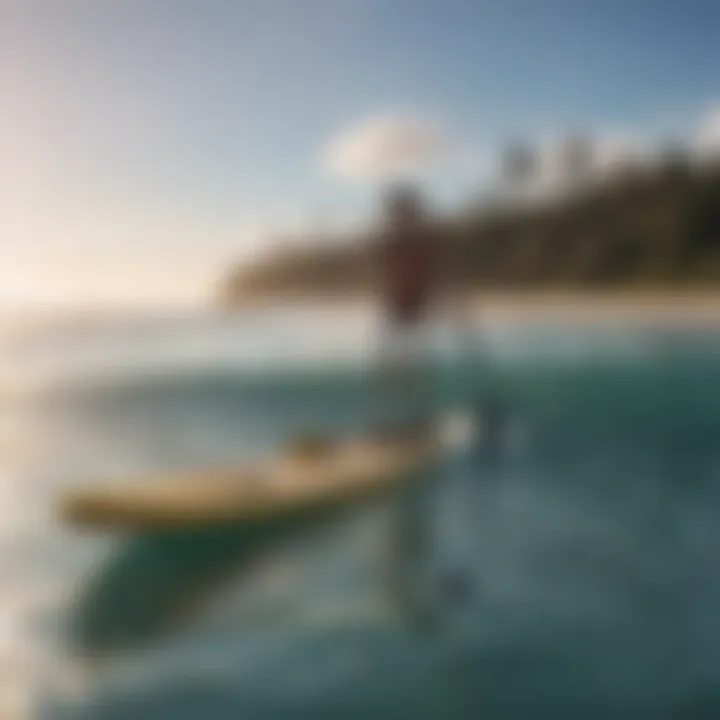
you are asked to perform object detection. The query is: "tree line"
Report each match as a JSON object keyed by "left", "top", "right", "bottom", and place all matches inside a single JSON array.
[{"left": 220, "top": 153, "right": 720, "bottom": 306}]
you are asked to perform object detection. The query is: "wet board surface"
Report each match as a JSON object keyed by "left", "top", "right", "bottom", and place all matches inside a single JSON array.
[{"left": 61, "top": 438, "right": 440, "bottom": 532}]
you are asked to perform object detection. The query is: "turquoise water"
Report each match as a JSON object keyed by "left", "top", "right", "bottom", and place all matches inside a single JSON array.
[{"left": 4, "top": 313, "right": 720, "bottom": 718}]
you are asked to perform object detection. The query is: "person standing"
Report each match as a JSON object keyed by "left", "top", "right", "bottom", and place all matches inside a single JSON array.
[{"left": 372, "top": 184, "right": 446, "bottom": 622}]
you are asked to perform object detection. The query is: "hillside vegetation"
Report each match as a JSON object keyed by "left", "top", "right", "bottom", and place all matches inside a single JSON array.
[{"left": 220, "top": 158, "right": 720, "bottom": 306}]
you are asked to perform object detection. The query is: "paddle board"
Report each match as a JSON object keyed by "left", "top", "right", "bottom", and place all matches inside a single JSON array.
[
  {"left": 63, "top": 436, "right": 441, "bottom": 655},
  {"left": 61, "top": 436, "right": 440, "bottom": 532}
]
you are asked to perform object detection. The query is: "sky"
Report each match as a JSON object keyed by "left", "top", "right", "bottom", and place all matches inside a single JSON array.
[{"left": 2, "top": 0, "right": 720, "bottom": 312}]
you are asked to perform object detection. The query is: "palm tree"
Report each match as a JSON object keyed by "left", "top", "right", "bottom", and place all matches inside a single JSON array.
[
  {"left": 501, "top": 142, "right": 537, "bottom": 187},
  {"left": 559, "top": 135, "right": 594, "bottom": 184}
]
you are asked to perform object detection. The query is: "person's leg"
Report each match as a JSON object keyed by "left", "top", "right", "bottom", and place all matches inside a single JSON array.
[{"left": 389, "top": 458, "right": 439, "bottom": 624}]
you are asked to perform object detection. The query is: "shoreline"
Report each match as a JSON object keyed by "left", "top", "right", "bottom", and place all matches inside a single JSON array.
[
  {"left": 470, "top": 290, "right": 720, "bottom": 325},
  {"left": 222, "top": 290, "right": 720, "bottom": 326},
  {"left": 6, "top": 290, "right": 720, "bottom": 338}
]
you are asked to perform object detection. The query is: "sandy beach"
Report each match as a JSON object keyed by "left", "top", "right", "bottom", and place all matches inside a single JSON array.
[
  {"left": 470, "top": 290, "right": 720, "bottom": 326},
  {"left": 224, "top": 290, "right": 720, "bottom": 328}
]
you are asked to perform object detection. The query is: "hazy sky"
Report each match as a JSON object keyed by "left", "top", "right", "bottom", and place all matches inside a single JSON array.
[{"left": 2, "top": 0, "right": 720, "bottom": 311}]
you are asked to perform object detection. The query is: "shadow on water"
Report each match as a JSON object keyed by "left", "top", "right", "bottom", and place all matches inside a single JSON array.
[{"left": 71, "top": 491, "right": 400, "bottom": 657}]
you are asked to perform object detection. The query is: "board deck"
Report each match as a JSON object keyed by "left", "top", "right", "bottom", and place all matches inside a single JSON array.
[{"left": 61, "top": 437, "right": 440, "bottom": 532}]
